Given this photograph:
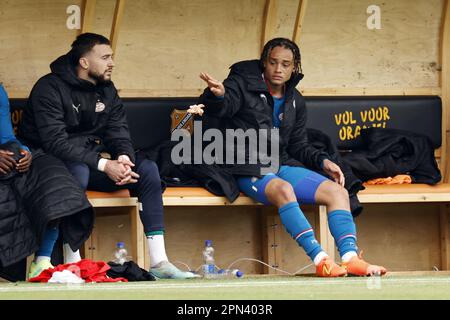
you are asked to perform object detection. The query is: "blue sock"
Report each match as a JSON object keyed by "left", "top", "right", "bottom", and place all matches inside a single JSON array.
[
  {"left": 328, "top": 210, "right": 358, "bottom": 257},
  {"left": 279, "top": 202, "right": 323, "bottom": 261},
  {"left": 35, "top": 226, "right": 59, "bottom": 258}
]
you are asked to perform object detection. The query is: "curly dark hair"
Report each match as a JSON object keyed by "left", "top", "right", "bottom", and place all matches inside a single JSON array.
[{"left": 260, "top": 38, "right": 302, "bottom": 75}]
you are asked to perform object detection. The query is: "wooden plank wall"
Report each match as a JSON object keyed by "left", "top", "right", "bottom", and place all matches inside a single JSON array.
[
  {"left": 92, "top": 206, "right": 265, "bottom": 274},
  {"left": 299, "top": 0, "right": 442, "bottom": 91},
  {"left": 0, "top": 0, "right": 443, "bottom": 97},
  {"left": 0, "top": 0, "right": 81, "bottom": 96}
]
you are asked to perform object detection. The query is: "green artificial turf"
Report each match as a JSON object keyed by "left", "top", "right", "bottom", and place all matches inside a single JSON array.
[{"left": 1, "top": 274, "right": 450, "bottom": 300}]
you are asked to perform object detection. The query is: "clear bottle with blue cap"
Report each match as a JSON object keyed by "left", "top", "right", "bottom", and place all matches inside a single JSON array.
[
  {"left": 113, "top": 241, "right": 129, "bottom": 265},
  {"left": 202, "top": 240, "right": 216, "bottom": 278},
  {"left": 201, "top": 240, "right": 244, "bottom": 279},
  {"left": 218, "top": 268, "right": 244, "bottom": 279}
]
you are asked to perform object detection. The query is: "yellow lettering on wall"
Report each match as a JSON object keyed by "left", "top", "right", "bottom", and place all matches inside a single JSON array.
[
  {"left": 360, "top": 106, "right": 390, "bottom": 123},
  {"left": 339, "top": 127, "right": 346, "bottom": 141},
  {"left": 344, "top": 111, "right": 356, "bottom": 125},
  {"left": 368, "top": 108, "right": 376, "bottom": 122},
  {"left": 334, "top": 110, "right": 356, "bottom": 125},
  {"left": 346, "top": 126, "right": 354, "bottom": 140},
  {"left": 11, "top": 110, "right": 23, "bottom": 125},
  {"left": 376, "top": 108, "right": 383, "bottom": 121},
  {"left": 383, "top": 106, "right": 390, "bottom": 120},
  {"left": 336, "top": 106, "right": 391, "bottom": 142},
  {"left": 360, "top": 110, "right": 368, "bottom": 122},
  {"left": 335, "top": 113, "right": 343, "bottom": 125},
  {"left": 354, "top": 125, "right": 361, "bottom": 138}
]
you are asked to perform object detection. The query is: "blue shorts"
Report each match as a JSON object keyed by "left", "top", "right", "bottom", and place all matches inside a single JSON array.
[{"left": 237, "top": 165, "right": 329, "bottom": 205}]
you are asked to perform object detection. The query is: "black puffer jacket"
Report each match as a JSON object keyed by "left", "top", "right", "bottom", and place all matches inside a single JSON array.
[
  {"left": 0, "top": 143, "right": 94, "bottom": 268},
  {"left": 19, "top": 52, "right": 135, "bottom": 168},
  {"left": 199, "top": 59, "right": 329, "bottom": 176},
  {"left": 342, "top": 128, "right": 441, "bottom": 184}
]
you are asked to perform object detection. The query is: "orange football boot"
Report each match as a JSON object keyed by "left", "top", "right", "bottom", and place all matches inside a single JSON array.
[
  {"left": 316, "top": 257, "right": 347, "bottom": 277},
  {"left": 342, "top": 251, "right": 387, "bottom": 276}
]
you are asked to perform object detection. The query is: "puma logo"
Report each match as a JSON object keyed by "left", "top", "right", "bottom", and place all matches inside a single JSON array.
[{"left": 72, "top": 103, "right": 80, "bottom": 113}]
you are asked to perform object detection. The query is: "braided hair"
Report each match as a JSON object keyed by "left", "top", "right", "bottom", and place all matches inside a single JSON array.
[{"left": 260, "top": 38, "right": 302, "bottom": 75}]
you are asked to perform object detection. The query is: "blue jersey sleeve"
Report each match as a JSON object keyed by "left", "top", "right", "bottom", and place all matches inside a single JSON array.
[{"left": 0, "top": 84, "right": 30, "bottom": 152}]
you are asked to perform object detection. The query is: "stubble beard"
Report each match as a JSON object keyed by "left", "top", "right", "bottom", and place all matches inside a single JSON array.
[{"left": 88, "top": 70, "right": 112, "bottom": 85}]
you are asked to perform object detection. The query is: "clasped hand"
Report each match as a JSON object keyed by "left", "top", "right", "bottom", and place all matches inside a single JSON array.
[
  {"left": 0, "top": 149, "right": 32, "bottom": 174},
  {"left": 104, "top": 156, "right": 140, "bottom": 185}
]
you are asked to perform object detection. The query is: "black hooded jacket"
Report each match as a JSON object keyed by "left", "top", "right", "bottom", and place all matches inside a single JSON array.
[
  {"left": 341, "top": 128, "right": 441, "bottom": 184},
  {"left": 19, "top": 52, "right": 135, "bottom": 168},
  {"left": 199, "top": 59, "right": 329, "bottom": 176},
  {"left": 0, "top": 142, "right": 94, "bottom": 271}
]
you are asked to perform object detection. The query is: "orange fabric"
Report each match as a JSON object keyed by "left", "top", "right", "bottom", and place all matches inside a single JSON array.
[
  {"left": 315, "top": 257, "right": 347, "bottom": 277},
  {"left": 389, "top": 175, "right": 412, "bottom": 184},
  {"left": 364, "top": 174, "right": 412, "bottom": 186}
]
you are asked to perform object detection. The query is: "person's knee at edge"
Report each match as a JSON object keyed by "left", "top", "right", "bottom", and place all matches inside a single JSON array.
[
  {"left": 265, "top": 178, "right": 296, "bottom": 207},
  {"left": 314, "top": 180, "right": 350, "bottom": 211}
]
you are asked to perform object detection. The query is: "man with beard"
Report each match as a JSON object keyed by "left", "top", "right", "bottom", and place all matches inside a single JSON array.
[{"left": 19, "top": 33, "right": 197, "bottom": 279}]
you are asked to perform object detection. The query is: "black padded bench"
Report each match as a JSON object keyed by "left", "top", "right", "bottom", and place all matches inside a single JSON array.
[{"left": 8, "top": 95, "right": 450, "bottom": 271}]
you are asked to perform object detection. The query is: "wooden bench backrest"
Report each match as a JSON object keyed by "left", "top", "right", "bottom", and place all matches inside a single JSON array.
[{"left": 9, "top": 95, "right": 445, "bottom": 178}]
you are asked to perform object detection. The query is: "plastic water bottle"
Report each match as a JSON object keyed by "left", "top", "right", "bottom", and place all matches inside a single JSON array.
[
  {"left": 113, "top": 241, "right": 128, "bottom": 265},
  {"left": 202, "top": 240, "right": 216, "bottom": 279},
  {"left": 218, "top": 269, "right": 244, "bottom": 279}
]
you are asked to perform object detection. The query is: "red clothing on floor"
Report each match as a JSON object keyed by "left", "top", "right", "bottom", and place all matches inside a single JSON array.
[{"left": 29, "top": 259, "right": 128, "bottom": 283}]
